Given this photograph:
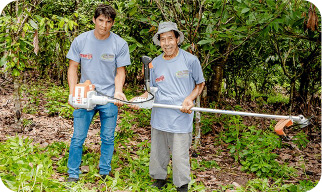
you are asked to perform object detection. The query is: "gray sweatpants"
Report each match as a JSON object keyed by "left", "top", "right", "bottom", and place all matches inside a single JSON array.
[{"left": 149, "top": 128, "right": 192, "bottom": 187}]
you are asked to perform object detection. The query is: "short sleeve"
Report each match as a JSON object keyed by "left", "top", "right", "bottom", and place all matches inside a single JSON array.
[
  {"left": 115, "top": 43, "right": 131, "bottom": 68},
  {"left": 67, "top": 38, "right": 81, "bottom": 63},
  {"left": 191, "top": 58, "right": 205, "bottom": 84}
]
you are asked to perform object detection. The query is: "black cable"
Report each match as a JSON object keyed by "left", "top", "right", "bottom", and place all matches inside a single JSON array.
[{"left": 95, "top": 88, "right": 155, "bottom": 105}]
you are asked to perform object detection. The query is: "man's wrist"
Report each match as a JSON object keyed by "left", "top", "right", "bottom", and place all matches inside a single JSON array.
[
  {"left": 186, "top": 95, "right": 195, "bottom": 102},
  {"left": 114, "top": 91, "right": 124, "bottom": 96}
]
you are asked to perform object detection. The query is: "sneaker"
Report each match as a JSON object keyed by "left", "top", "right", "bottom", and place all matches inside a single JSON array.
[
  {"left": 151, "top": 179, "right": 167, "bottom": 189},
  {"left": 177, "top": 184, "right": 188, "bottom": 192},
  {"left": 67, "top": 177, "right": 79, "bottom": 183}
]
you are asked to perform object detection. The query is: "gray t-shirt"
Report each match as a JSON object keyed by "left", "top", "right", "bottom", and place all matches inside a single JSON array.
[
  {"left": 150, "top": 49, "right": 205, "bottom": 133},
  {"left": 67, "top": 30, "right": 131, "bottom": 96}
]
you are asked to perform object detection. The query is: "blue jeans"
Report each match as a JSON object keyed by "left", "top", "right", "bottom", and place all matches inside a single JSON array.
[{"left": 67, "top": 103, "right": 118, "bottom": 179}]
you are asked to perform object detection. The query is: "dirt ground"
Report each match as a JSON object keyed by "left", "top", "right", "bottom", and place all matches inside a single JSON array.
[{"left": 0, "top": 79, "right": 321, "bottom": 191}]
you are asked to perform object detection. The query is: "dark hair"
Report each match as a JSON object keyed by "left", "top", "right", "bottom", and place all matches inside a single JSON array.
[
  {"left": 94, "top": 4, "right": 116, "bottom": 20},
  {"left": 157, "top": 30, "right": 180, "bottom": 41}
]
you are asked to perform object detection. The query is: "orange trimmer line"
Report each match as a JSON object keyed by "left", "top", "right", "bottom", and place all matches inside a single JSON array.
[{"left": 274, "top": 119, "right": 294, "bottom": 136}]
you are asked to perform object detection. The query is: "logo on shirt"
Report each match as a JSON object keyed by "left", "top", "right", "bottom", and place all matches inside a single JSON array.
[
  {"left": 101, "top": 53, "right": 115, "bottom": 62},
  {"left": 176, "top": 70, "right": 189, "bottom": 78},
  {"left": 156, "top": 75, "right": 165, "bottom": 83},
  {"left": 80, "top": 53, "right": 93, "bottom": 59}
]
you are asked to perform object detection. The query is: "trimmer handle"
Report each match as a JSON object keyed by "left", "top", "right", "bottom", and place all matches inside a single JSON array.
[{"left": 141, "top": 56, "right": 152, "bottom": 91}]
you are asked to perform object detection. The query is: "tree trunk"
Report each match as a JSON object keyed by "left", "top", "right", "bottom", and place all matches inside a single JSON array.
[
  {"left": 289, "top": 79, "right": 296, "bottom": 114},
  {"left": 208, "top": 43, "right": 231, "bottom": 102},
  {"left": 4, "top": 28, "right": 9, "bottom": 79},
  {"left": 299, "top": 69, "right": 309, "bottom": 102},
  {"left": 209, "top": 62, "right": 224, "bottom": 102},
  {"left": 13, "top": 76, "right": 22, "bottom": 132},
  {"left": 193, "top": 95, "right": 201, "bottom": 151}
]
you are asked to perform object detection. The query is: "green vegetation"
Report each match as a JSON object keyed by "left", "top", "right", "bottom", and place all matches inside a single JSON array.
[
  {"left": 1, "top": 0, "right": 320, "bottom": 105},
  {"left": 0, "top": 81, "right": 317, "bottom": 191},
  {"left": 0, "top": 131, "right": 206, "bottom": 191},
  {"left": 236, "top": 178, "right": 319, "bottom": 192},
  {"left": 0, "top": 0, "right": 320, "bottom": 191},
  {"left": 0, "top": 113, "right": 318, "bottom": 191},
  {"left": 21, "top": 83, "right": 73, "bottom": 119},
  {"left": 44, "top": 85, "right": 73, "bottom": 119}
]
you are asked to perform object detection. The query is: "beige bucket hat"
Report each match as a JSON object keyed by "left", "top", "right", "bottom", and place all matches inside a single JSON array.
[{"left": 152, "top": 21, "right": 184, "bottom": 46}]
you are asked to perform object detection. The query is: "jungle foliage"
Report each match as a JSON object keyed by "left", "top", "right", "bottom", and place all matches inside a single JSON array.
[
  {"left": 0, "top": 0, "right": 321, "bottom": 191},
  {"left": 0, "top": 0, "right": 320, "bottom": 106}
]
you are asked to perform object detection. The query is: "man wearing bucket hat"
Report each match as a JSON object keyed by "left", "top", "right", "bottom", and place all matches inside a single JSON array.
[{"left": 131, "top": 21, "right": 205, "bottom": 191}]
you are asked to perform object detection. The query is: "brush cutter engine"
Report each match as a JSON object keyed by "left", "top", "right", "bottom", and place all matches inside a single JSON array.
[{"left": 71, "top": 80, "right": 158, "bottom": 110}]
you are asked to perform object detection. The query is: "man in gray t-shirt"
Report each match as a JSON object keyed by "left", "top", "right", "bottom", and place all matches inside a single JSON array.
[
  {"left": 131, "top": 22, "right": 205, "bottom": 192},
  {"left": 66, "top": 4, "right": 131, "bottom": 182}
]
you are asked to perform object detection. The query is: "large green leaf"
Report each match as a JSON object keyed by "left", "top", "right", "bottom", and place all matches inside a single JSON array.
[
  {"left": 241, "top": 8, "right": 250, "bottom": 14},
  {"left": 12, "top": 69, "right": 20, "bottom": 77},
  {"left": 197, "top": 39, "right": 214, "bottom": 45},
  {"left": 29, "top": 19, "right": 38, "bottom": 30},
  {"left": 129, "top": 44, "right": 137, "bottom": 53}
]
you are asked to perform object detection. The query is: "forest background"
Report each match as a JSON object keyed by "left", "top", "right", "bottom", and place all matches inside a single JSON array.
[{"left": 0, "top": 0, "right": 321, "bottom": 192}]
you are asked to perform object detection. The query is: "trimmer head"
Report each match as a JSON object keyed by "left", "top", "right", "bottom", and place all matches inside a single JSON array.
[{"left": 274, "top": 115, "right": 311, "bottom": 136}]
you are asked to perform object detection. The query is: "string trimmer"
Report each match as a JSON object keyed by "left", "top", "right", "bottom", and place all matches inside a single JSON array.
[{"left": 70, "top": 56, "right": 310, "bottom": 136}]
